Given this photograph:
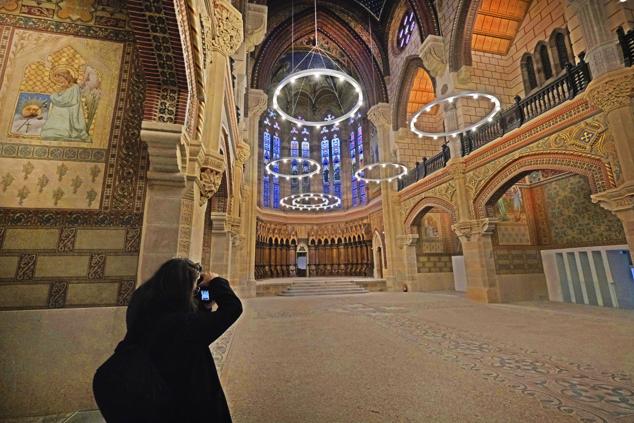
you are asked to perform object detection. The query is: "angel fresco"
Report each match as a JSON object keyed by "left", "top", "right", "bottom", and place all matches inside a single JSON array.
[{"left": 10, "top": 49, "right": 102, "bottom": 143}]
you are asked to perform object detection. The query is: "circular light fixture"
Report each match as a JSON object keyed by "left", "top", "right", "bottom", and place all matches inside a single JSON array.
[
  {"left": 410, "top": 91, "right": 501, "bottom": 139},
  {"left": 354, "top": 162, "right": 409, "bottom": 184},
  {"left": 272, "top": 68, "right": 363, "bottom": 127},
  {"left": 280, "top": 193, "right": 342, "bottom": 211},
  {"left": 265, "top": 157, "right": 321, "bottom": 180}
]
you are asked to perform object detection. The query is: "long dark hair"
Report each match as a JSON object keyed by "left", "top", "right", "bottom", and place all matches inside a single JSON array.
[{"left": 126, "top": 258, "right": 201, "bottom": 337}]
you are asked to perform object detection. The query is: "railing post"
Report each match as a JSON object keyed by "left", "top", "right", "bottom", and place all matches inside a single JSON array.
[
  {"left": 414, "top": 161, "right": 420, "bottom": 181},
  {"left": 514, "top": 95, "right": 524, "bottom": 127},
  {"left": 565, "top": 62, "right": 577, "bottom": 98},
  {"left": 442, "top": 143, "right": 450, "bottom": 166},
  {"left": 422, "top": 157, "right": 428, "bottom": 178},
  {"left": 578, "top": 52, "right": 591, "bottom": 88}
]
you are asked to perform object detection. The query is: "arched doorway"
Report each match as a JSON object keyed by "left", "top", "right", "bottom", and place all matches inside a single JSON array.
[
  {"left": 481, "top": 169, "right": 631, "bottom": 307},
  {"left": 296, "top": 243, "right": 308, "bottom": 277}
]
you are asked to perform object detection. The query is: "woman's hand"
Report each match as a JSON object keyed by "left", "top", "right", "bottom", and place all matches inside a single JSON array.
[{"left": 198, "top": 271, "right": 220, "bottom": 287}]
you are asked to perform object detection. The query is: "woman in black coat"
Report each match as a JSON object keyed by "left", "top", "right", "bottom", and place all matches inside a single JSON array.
[{"left": 95, "top": 258, "right": 243, "bottom": 422}]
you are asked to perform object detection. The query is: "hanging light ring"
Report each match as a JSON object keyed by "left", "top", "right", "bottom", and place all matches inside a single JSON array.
[
  {"left": 354, "top": 162, "right": 409, "bottom": 184},
  {"left": 280, "top": 193, "right": 342, "bottom": 211},
  {"left": 410, "top": 92, "right": 501, "bottom": 139},
  {"left": 272, "top": 68, "right": 364, "bottom": 127},
  {"left": 265, "top": 157, "right": 321, "bottom": 180}
]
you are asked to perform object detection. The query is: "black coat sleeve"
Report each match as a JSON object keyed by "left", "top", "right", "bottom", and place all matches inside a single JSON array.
[{"left": 183, "top": 277, "right": 243, "bottom": 346}]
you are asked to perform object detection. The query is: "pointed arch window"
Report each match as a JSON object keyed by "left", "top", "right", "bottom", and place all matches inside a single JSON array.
[
  {"left": 262, "top": 110, "right": 276, "bottom": 208},
  {"left": 272, "top": 117, "right": 281, "bottom": 209},
  {"left": 521, "top": 53, "right": 538, "bottom": 95},
  {"left": 350, "top": 128, "right": 358, "bottom": 207},
  {"left": 357, "top": 124, "right": 367, "bottom": 205},
  {"left": 332, "top": 127, "right": 342, "bottom": 205},
  {"left": 320, "top": 130, "right": 330, "bottom": 194},
  {"left": 537, "top": 43, "right": 553, "bottom": 81},
  {"left": 301, "top": 127, "right": 311, "bottom": 193},
  {"left": 290, "top": 125, "right": 299, "bottom": 194}
]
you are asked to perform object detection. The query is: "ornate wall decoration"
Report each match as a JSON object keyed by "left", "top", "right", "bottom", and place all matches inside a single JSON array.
[
  {"left": 585, "top": 68, "right": 634, "bottom": 113},
  {"left": 0, "top": 11, "right": 147, "bottom": 310},
  {"left": 201, "top": 0, "right": 243, "bottom": 65},
  {"left": 467, "top": 116, "right": 618, "bottom": 218},
  {"left": 117, "top": 279, "right": 135, "bottom": 306},
  {"left": 401, "top": 193, "right": 457, "bottom": 233},
  {"left": 199, "top": 168, "right": 224, "bottom": 206}
]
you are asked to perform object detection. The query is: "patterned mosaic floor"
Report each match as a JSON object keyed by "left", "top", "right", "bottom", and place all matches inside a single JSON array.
[{"left": 222, "top": 293, "right": 634, "bottom": 423}]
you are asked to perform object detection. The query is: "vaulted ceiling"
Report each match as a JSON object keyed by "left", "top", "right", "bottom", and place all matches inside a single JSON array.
[{"left": 471, "top": 0, "right": 532, "bottom": 55}]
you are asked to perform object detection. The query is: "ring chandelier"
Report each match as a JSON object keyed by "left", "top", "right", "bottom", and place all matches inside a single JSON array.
[
  {"left": 354, "top": 162, "right": 409, "bottom": 184},
  {"left": 280, "top": 193, "right": 342, "bottom": 211},
  {"left": 264, "top": 157, "right": 321, "bottom": 180},
  {"left": 410, "top": 91, "right": 501, "bottom": 139},
  {"left": 272, "top": 68, "right": 364, "bottom": 128}
]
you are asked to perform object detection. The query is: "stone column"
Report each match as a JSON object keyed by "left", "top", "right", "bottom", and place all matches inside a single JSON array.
[
  {"left": 137, "top": 122, "right": 187, "bottom": 284},
  {"left": 208, "top": 213, "right": 232, "bottom": 277},
  {"left": 397, "top": 234, "right": 419, "bottom": 289},
  {"left": 593, "top": 183, "right": 634, "bottom": 262},
  {"left": 568, "top": 0, "right": 624, "bottom": 76},
  {"left": 240, "top": 89, "right": 269, "bottom": 294},
  {"left": 453, "top": 219, "right": 500, "bottom": 303},
  {"left": 368, "top": 103, "right": 406, "bottom": 290}
]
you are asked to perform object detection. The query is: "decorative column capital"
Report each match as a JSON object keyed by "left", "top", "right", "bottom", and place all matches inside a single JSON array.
[
  {"left": 140, "top": 121, "right": 186, "bottom": 187},
  {"left": 245, "top": 3, "right": 268, "bottom": 53},
  {"left": 367, "top": 103, "right": 391, "bottom": 128},
  {"left": 397, "top": 234, "right": 419, "bottom": 249},
  {"left": 419, "top": 35, "right": 446, "bottom": 78},
  {"left": 198, "top": 151, "right": 225, "bottom": 205},
  {"left": 585, "top": 68, "right": 634, "bottom": 113},
  {"left": 248, "top": 89, "right": 269, "bottom": 118},
  {"left": 452, "top": 218, "right": 498, "bottom": 241},
  {"left": 236, "top": 142, "right": 251, "bottom": 166},
  {"left": 202, "top": 0, "right": 243, "bottom": 63},
  {"left": 592, "top": 180, "right": 634, "bottom": 214}
]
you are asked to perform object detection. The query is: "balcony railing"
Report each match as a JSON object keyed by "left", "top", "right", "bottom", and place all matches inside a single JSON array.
[
  {"left": 461, "top": 53, "right": 592, "bottom": 155},
  {"left": 617, "top": 26, "right": 634, "bottom": 67},
  {"left": 397, "top": 144, "right": 450, "bottom": 190}
]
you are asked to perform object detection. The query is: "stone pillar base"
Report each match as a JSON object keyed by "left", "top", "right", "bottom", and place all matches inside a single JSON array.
[{"left": 466, "top": 287, "right": 500, "bottom": 303}]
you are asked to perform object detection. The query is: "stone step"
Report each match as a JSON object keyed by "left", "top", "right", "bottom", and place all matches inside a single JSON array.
[{"left": 279, "top": 279, "right": 368, "bottom": 297}]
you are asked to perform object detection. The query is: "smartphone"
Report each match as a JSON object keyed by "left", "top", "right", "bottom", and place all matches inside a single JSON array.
[{"left": 199, "top": 288, "right": 211, "bottom": 302}]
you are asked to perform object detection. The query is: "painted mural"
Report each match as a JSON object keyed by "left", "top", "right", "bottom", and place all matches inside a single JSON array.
[{"left": 0, "top": 29, "right": 123, "bottom": 209}]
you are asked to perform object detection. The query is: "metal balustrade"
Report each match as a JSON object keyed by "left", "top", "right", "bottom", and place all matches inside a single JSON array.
[
  {"left": 397, "top": 144, "right": 450, "bottom": 190},
  {"left": 617, "top": 26, "right": 634, "bottom": 67}
]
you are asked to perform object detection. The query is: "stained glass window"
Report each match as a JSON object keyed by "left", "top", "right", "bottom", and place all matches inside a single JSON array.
[
  {"left": 350, "top": 129, "right": 358, "bottom": 207},
  {"left": 357, "top": 125, "right": 367, "bottom": 205},
  {"left": 321, "top": 132, "right": 330, "bottom": 194},
  {"left": 301, "top": 127, "right": 311, "bottom": 193},
  {"left": 397, "top": 11, "right": 416, "bottom": 51},
  {"left": 290, "top": 126, "right": 299, "bottom": 194},
  {"left": 272, "top": 130, "right": 281, "bottom": 208},
  {"left": 262, "top": 127, "right": 271, "bottom": 208},
  {"left": 332, "top": 129, "right": 342, "bottom": 205}
]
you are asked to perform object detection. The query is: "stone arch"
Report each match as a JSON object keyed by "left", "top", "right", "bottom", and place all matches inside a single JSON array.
[
  {"left": 448, "top": 0, "right": 482, "bottom": 72},
  {"left": 392, "top": 56, "right": 435, "bottom": 130},
  {"left": 404, "top": 196, "right": 457, "bottom": 234},
  {"left": 473, "top": 153, "right": 615, "bottom": 219}
]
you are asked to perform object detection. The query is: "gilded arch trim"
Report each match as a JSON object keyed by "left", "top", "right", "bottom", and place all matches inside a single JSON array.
[
  {"left": 472, "top": 152, "right": 615, "bottom": 219},
  {"left": 403, "top": 196, "right": 457, "bottom": 234}
]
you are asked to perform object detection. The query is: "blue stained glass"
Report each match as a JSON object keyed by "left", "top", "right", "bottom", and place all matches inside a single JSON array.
[
  {"left": 302, "top": 139, "right": 310, "bottom": 192},
  {"left": 290, "top": 139, "right": 299, "bottom": 194},
  {"left": 273, "top": 134, "right": 281, "bottom": 208},
  {"left": 321, "top": 136, "right": 330, "bottom": 194},
  {"left": 350, "top": 131, "right": 358, "bottom": 207},
  {"left": 262, "top": 128, "right": 271, "bottom": 208},
  {"left": 357, "top": 126, "right": 366, "bottom": 205}
]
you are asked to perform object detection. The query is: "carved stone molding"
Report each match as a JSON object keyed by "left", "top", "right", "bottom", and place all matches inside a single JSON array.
[
  {"left": 236, "top": 142, "right": 251, "bottom": 167},
  {"left": 245, "top": 3, "right": 267, "bottom": 53},
  {"left": 202, "top": 0, "right": 243, "bottom": 63},
  {"left": 419, "top": 35, "right": 446, "bottom": 78},
  {"left": 452, "top": 218, "right": 498, "bottom": 241},
  {"left": 367, "top": 103, "right": 392, "bottom": 129},
  {"left": 397, "top": 234, "right": 419, "bottom": 249},
  {"left": 592, "top": 180, "right": 634, "bottom": 213},
  {"left": 140, "top": 121, "right": 186, "bottom": 187},
  {"left": 585, "top": 68, "right": 634, "bottom": 113},
  {"left": 248, "top": 89, "right": 269, "bottom": 118},
  {"left": 198, "top": 168, "right": 223, "bottom": 206}
]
